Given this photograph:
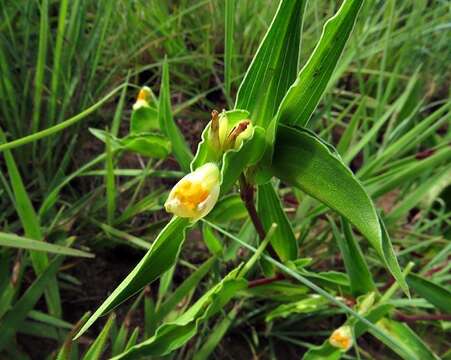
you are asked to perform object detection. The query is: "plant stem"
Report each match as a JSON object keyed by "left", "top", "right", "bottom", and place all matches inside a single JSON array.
[
  {"left": 394, "top": 312, "right": 451, "bottom": 322},
  {"left": 239, "top": 174, "right": 280, "bottom": 260},
  {"left": 248, "top": 273, "right": 285, "bottom": 288}
]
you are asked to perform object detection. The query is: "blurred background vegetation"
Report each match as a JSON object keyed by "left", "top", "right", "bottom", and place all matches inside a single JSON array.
[{"left": 0, "top": 0, "right": 450, "bottom": 359}]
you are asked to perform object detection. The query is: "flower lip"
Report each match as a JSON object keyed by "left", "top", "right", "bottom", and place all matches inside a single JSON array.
[
  {"left": 164, "top": 163, "right": 220, "bottom": 220},
  {"left": 133, "top": 87, "right": 152, "bottom": 110}
]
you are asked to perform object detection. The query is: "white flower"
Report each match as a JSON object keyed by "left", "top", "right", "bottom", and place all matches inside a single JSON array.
[
  {"left": 164, "top": 163, "right": 220, "bottom": 220},
  {"left": 329, "top": 325, "right": 353, "bottom": 351}
]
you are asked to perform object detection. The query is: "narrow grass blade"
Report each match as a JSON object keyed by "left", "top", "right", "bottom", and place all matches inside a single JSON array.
[
  {"left": 406, "top": 273, "right": 451, "bottom": 313},
  {"left": 159, "top": 59, "right": 192, "bottom": 172},
  {"left": 277, "top": 0, "right": 363, "bottom": 127},
  {"left": 224, "top": 0, "right": 235, "bottom": 98},
  {"left": 235, "top": 0, "right": 306, "bottom": 128},
  {"left": 0, "top": 129, "right": 61, "bottom": 316},
  {"left": 0, "top": 85, "right": 125, "bottom": 153},
  {"left": 193, "top": 303, "right": 241, "bottom": 360},
  {"left": 0, "top": 232, "right": 93, "bottom": 258},
  {"left": 155, "top": 256, "right": 217, "bottom": 323},
  {"left": 81, "top": 313, "right": 115, "bottom": 360},
  {"left": 0, "top": 256, "right": 63, "bottom": 351},
  {"left": 331, "top": 217, "right": 375, "bottom": 296}
]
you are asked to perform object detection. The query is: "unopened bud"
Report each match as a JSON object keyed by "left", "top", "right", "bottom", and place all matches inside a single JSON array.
[{"left": 133, "top": 86, "right": 152, "bottom": 110}]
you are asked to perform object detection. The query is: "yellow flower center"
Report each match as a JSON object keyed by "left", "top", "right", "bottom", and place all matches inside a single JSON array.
[
  {"left": 330, "top": 331, "right": 351, "bottom": 350},
  {"left": 137, "top": 88, "right": 149, "bottom": 102},
  {"left": 173, "top": 179, "right": 209, "bottom": 210}
]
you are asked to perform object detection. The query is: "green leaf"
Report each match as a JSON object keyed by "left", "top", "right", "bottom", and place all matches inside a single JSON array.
[
  {"left": 0, "top": 256, "right": 63, "bottom": 351},
  {"left": 89, "top": 128, "right": 122, "bottom": 150},
  {"left": 330, "top": 217, "right": 375, "bottom": 296},
  {"left": 56, "top": 312, "right": 91, "bottom": 360},
  {"left": 303, "top": 343, "right": 341, "bottom": 360},
  {"left": 130, "top": 105, "right": 159, "bottom": 134},
  {"left": 122, "top": 133, "right": 171, "bottom": 159},
  {"left": 155, "top": 256, "right": 217, "bottom": 323},
  {"left": 193, "top": 303, "right": 241, "bottom": 360},
  {"left": 277, "top": 0, "right": 364, "bottom": 127},
  {"left": 265, "top": 294, "right": 328, "bottom": 322},
  {"left": 257, "top": 182, "right": 298, "bottom": 261},
  {"left": 159, "top": 59, "right": 192, "bottom": 171},
  {"left": 206, "top": 194, "right": 247, "bottom": 224},
  {"left": 74, "top": 217, "right": 191, "bottom": 339},
  {"left": 0, "top": 232, "right": 93, "bottom": 258},
  {"left": 271, "top": 125, "right": 407, "bottom": 294},
  {"left": 202, "top": 225, "right": 224, "bottom": 256},
  {"left": 235, "top": 0, "right": 306, "bottom": 128},
  {"left": 224, "top": 0, "right": 235, "bottom": 97},
  {"left": 373, "top": 318, "right": 440, "bottom": 360},
  {"left": 125, "top": 327, "right": 140, "bottom": 351},
  {"left": 81, "top": 313, "right": 115, "bottom": 360},
  {"left": 406, "top": 273, "right": 451, "bottom": 313},
  {"left": 0, "top": 129, "right": 61, "bottom": 316},
  {"left": 111, "top": 267, "right": 247, "bottom": 359}
]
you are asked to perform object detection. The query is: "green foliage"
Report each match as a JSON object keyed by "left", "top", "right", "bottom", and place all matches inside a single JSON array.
[{"left": 0, "top": 0, "right": 449, "bottom": 359}]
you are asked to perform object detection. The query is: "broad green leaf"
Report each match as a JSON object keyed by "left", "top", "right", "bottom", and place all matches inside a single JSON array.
[
  {"left": 206, "top": 194, "right": 247, "bottom": 224},
  {"left": 265, "top": 294, "right": 328, "bottom": 322},
  {"left": 277, "top": 0, "right": 364, "bottom": 127},
  {"left": 330, "top": 218, "right": 375, "bottom": 296},
  {"left": 0, "top": 232, "right": 93, "bottom": 258},
  {"left": 75, "top": 217, "right": 191, "bottom": 339},
  {"left": 373, "top": 318, "right": 440, "bottom": 360},
  {"left": 81, "top": 313, "right": 115, "bottom": 360},
  {"left": 0, "top": 256, "right": 63, "bottom": 351},
  {"left": 155, "top": 256, "right": 217, "bottom": 323},
  {"left": 122, "top": 133, "right": 171, "bottom": 159},
  {"left": 257, "top": 182, "right": 298, "bottom": 261},
  {"left": 159, "top": 59, "right": 192, "bottom": 172},
  {"left": 406, "top": 273, "right": 451, "bottom": 313},
  {"left": 89, "top": 128, "right": 171, "bottom": 159},
  {"left": 130, "top": 104, "right": 159, "bottom": 134},
  {"left": 111, "top": 267, "right": 247, "bottom": 359},
  {"left": 271, "top": 124, "right": 407, "bottom": 294},
  {"left": 202, "top": 225, "right": 224, "bottom": 256},
  {"left": 235, "top": 0, "right": 306, "bottom": 128},
  {"left": 245, "top": 280, "right": 308, "bottom": 302},
  {"left": 89, "top": 128, "right": 122, "bottom": 150},
  {"left": 303, "top": 343, "right": 341, "bottom": 360}
]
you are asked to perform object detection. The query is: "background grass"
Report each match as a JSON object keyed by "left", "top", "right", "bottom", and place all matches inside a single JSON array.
[{"left": 0, "top": 0, "right": 450, "bottom": 359}]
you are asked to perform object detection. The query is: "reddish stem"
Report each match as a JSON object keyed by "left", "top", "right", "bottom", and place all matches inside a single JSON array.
[
  {"left": 394, "top": 312, "right": 451, "bottom": 322},
  {"left": 248, "top": 273, "right": 285, "bottom": 288}
]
